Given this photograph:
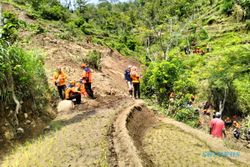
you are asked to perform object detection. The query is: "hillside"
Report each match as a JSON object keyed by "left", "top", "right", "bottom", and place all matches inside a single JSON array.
[{"left": 0, "top": 0, "right": 250, "bottom": 166}]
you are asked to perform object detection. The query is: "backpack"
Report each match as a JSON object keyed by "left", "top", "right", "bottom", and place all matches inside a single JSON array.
[{"left": 124, "top": 69, "right": 132, "bottom": 81}]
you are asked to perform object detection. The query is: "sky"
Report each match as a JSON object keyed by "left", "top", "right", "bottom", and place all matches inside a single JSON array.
[{"left": 60, "top": 0, "right": 131, "bottom": 10}]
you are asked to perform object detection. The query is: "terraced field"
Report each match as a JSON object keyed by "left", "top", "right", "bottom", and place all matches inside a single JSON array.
[{"left": 143, "top": 123, "right": 236, "bottom": 167}]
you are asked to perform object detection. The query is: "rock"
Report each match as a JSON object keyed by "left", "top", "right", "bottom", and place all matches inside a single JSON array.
[
  {"left": 4, "top": 130, "right": 14, "bottom": 140},
  {"left": 44, "top": 125, "right": 51, "bottom": 132},
  {"left": 9, "top": 110, "right": 13, "bottom": 115},
  {"left": 50, "top": 39, "right": 58, "bottom": 44},
  {"left": 17, "top": 127, "right": 24, "bottom": 134},
  {"left": 246, "top": 144, "right": 250, "bottom": 149},
  {"left": 57, "top": 100, "right": 74, "bottom": 113},
  {"left": 25, "top": 120, "right": 32, "bottom": 124},
  {"left": 24, "top": 113, "right": 28, "bottom": 119}
]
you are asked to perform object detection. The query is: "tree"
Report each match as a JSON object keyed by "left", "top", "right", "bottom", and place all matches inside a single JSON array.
[{"left": 76, "top": 0, "right": 87, "bottom": 14}]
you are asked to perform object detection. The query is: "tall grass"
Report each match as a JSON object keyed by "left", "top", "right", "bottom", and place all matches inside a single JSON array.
[{"left": 0, "top": 43, "right": 50, "bottom": 141}]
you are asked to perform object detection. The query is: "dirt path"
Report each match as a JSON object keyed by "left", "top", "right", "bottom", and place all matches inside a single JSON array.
[{"left": 2, "top": 96, "right": 134, "bottom": 167}]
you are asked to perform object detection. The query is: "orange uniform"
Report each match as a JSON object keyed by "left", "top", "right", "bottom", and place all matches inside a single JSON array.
[
  {"left": 233, "top": 121, "right": 240, "bottom": 129},
  {"left": 82, "top": 68, "right": 93, "bottom": 83},
  {"left": 53, "top": 71, "right": 67, "bottom": 86},
  {"left": 65, "top": 87, "right": 81, "bottom": 99},
  {"left": 130, "top": 71, "right": 140, "bottom": 83},
  {"left": 79, "top": 84, "right": 88, "bottom": 96}
]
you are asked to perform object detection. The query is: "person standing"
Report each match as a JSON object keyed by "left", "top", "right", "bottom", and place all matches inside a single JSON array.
[
  {"left": 81, "top": 63, "right": 95, "bottom": 99},
  {"left": 124, "top": 65, "right": 133, "bottom": 97},
  {"left": 209, "top": 112, "right": 226, "bottom": 138},
  {"left": 53, "top": 66, "right": 67, "bottom": 100},
  {"left": 130, "top": 66, "right": 140, "bottom": 99}
]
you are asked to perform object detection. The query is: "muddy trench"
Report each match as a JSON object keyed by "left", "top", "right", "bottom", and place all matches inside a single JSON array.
[{"left": 126, "top": 105, "right": 157, "bottom": 167}]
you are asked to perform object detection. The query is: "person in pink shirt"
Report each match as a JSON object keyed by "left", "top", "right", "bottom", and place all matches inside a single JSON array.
[{"left": 209, "top": 112, "right": 226, "bottom": 138}]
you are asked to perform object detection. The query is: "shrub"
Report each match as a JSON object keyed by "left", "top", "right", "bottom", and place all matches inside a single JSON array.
[
  {"left": 13, "top": 0, "right": 26, "bottom": 5},
  {"left": 232, "top": 4, "right": 245, "bottom": 22},
  {"left": 198, "top": 28, "right": 209, "bottom": 40},
  {"left": 0, "top": 44, "right": 50, "bottom": 121},
  {"left": 40, "top": 5, "right": 69, "bottom": 21},
  {"left": 1, "top": 12, "right": 24, "bottom": 44},
  {"left": 83, "top": 50, "right": 102, "bottom": 70},
  {"left": 141, "top": 60, "right": 181, "bottom": 105},
  {"left": 58, "top": 32, "right": 72, "bottom": 40},
  {"left": 233, "top": 76, "right": 250, "bottom": 114},
  {"left": 175, "top": 108, "right": 199, "bottom": 127},
  {"left": 35, "top": 25, "right": 45, "bottom": 34},
  {"left": 28, "top": 0, "right": 43, "bottom": 10},
  {"left": 238, "top": 0, "right": 250, "bottom": 19},
  {"left": 221, "top": 0, "right": 234, "bottom": 15},
  {"left": 244, "top": 115, "right": 250, "bottom": 128},
  {"left": 246, "top": 20, "right": 250, "bottom": 31},
  {"left": 72, "top": 18, "right": 85, "bottom": 28},
  {"left": 80, "top": 22, "right": 95, "bottom": 35}
]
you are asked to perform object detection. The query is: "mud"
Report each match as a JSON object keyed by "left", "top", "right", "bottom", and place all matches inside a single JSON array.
[
  {"left": 126, "top": 105, "right": 157, "bottom": 167},
  {"left": 110, "top": 102, "right": 144, "bottom": 167}
]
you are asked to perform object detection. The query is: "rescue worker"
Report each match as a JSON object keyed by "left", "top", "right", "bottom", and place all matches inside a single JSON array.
[
  {"left": 65, "top": 80, "right": 81, "bottom": 104},
  {"left": 53, "top": 66, "right": 67, "bottom": 100},
  {"left": 187, "top": 95, "right": 195, "bottom": 107},
  {"left": 209, "top": 112, "right": 226, "bottom": 138},
  {"left": 130, "top": 66, "right": 140, "bottom": 99},
  {"left": 80, "top": 63, "right": 95, "bottom": 99},
  {"left": 124, "top": 65, "right": 133, "bottom": 97},
  {"left": 203, "top": 101, "right": 210, "bottom": 110},
  {"left": 184, "top": 46, "right": 191, "bottom": 55},
  {"left": 224, "top": 117, "right": 232, "bottom": 127},
  {"left": 169, "top": 92, "right": 175, "bottom": 103},
  {"left": 233, "top": 121, "right": 241, "bottom": 139}
]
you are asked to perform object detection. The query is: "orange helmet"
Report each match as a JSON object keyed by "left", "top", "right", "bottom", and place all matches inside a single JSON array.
[{"left": 81, "top": 63, "right": 86, "bottom": 68}]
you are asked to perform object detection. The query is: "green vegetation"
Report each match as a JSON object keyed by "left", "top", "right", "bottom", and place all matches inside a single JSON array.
[
  {"left": 1, "top": 0, "right": 249, "bottom": 129},
  {"left": 1, "top": 11, "right": 25, "bottom": 44},
  {"left": 175, "top": 108, "right": 199, "bottom": 127},
  {"left": 0, "top": 7, "right": 51, "bottom": 142},
  {"left": 84, "top": 50, "right": 102, "bottom": 70}
]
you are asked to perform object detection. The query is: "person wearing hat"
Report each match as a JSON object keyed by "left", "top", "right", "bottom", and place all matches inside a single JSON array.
[
  {"left": 209, "top": 112, "right": 226, "bottom": 138},
  {"left": 80, "top": 63, "right": 95, "bottom": 99},
  {"left": 124, "top": 65, "right": 133, "bottom": 97},
  {"left": 65, "top": 80, "right": 81, "bottom": 104},
  {"left": 53, "top": 66, "right": 67, "bottom": 99},
  {"left": 224, "top": 116, "right": 232, "bottom": 127}
]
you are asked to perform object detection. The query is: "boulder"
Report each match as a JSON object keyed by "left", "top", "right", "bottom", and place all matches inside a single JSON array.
[
  {"left": 17, "top": 127, "right": 24, "bottom": 134},
  {"left": 57, "top": 100, "right": 74, "bottom": 113}
]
